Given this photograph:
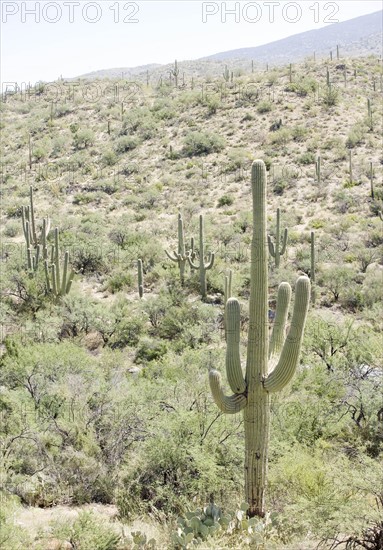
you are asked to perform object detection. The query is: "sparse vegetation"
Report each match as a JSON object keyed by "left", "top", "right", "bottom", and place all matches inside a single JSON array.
[{"left": 0, "top": 50, "right": 382, "bottom": 550}]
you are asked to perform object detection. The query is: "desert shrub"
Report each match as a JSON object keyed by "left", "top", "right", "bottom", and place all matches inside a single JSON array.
[
  {"left": 73, "top": 192, "right": 95, "bottom": 205},
  {"left": 319, "top": 265, "right": 357, "bottom": 304},
  {"left": 292, "top": 125, "right": 308, "bottom": 142},
  {"left": 115, "top": 135, "right": 141, "bottom": 153},
  {"left": 269, "top": 445, "right": 379, "bottom": 538},
  {"left": 0, "top": 495, "right": 31, "bottom": 550},
  {"left": 272, "top": 178, "right": 287, "bottom": 195},
  {"left": 134, "top": 337, "right": 168, "bottom": 364},
  {"left": 285, "top": 77, "right": 317, "bottom": 96},
  {"left": 270, "top": 128, "right": 292, "bottom": 146},
  {"left": 49, "top": 510, "right": 122, "bottom": 550},
  {"left": 223, "top": 148, "right": 252, "bottom": 173},
  {"left": 3, "top": 221, "right": 19, "bottom": 237},
  {"left": 101, "top": 150, "right": 117, "bottom": 166},
  {"left": 333, "top": 189, "right": 359, "bottom": 214},
  {"left": 73, "top": 129, "right": 95, "bottom": 149},
  {"left": 322, "top": 85, "right": 339, "bottom": 107},
  {"left": 105, "top": 269, "right": 134, "bottom": 293},
  {"left": 217, "top": 194, "right": 234, "bottom": 207},
  {"left": 151, "top": 98, "right": 176, "bottom": 120},
  {"left": 117, "top": 408, "right": 242, "bottom": 519},
  {"left": 71, "top": 245, "right": 108, "bottom": 275},
  {"left": 257, "top": 100, "right": 273, "bottom": 113},
  {"left": 298, "top": 151, "right": 315, "bottom": 164},
  {"left": 120, "top": 107, "right": 157, "bottom": 140},
  {"left": 55, "top": 104, "right": 72, "bottom": 117},
  {"left": 346, "top": 122, "right": 367, "bottom": 148},
  {"left": 183, "top": 131, "right": 225, "bottom": 157}
]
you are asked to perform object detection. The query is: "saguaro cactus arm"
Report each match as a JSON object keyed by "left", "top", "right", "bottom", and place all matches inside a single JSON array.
[
  {"left": 208, "top": 370, "right": 247, "bottom": 413},
  {"left": 269, "top": 282, "right": 291, "bottom": 360},
  {"left": 165, "top": 249, "right": 180, "bottom": 262},
  {"left": 280, "top": 228, "right": 288, "bottom": 255},
  {"left": 209, "top": 298, "right": 247, "bottom": 412},
  {"left": 226, "top": 298, "right": 246, "bottom": 393},
  {"left": 264, "top": 276, "right": 310, "bottom": 392}
]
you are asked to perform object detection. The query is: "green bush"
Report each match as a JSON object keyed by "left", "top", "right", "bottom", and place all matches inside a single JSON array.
[
  {"left": 270, "top": 128, "right": 291, "bottom": 146},
  {"left": 73, "top": 129, "right": 95, "bottom": 149},
  {"left": 115, "top": 135, "right": 141, "bottom": 153},
  {"left": 257, "top": 100, "right": 273, "bottom": 113},
  {"left": 49, "top": 510, "right": 122, "bottom": 550},
  {"left": 217, "top": 195, "right": 234, "bottom": 207},
  {"left": 135, "top": 337, "right": 168, "bottom": 363},
  {"left": 182, "top": 131, "right": 225, "bottom": 157},
  {"left": 298, "top": 151, "right": 315, "bottom": 165}
]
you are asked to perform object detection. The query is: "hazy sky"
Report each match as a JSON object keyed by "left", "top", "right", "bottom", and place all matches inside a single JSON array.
[{"left": 1, "top": 1, "right": 382, "bottom": 85}]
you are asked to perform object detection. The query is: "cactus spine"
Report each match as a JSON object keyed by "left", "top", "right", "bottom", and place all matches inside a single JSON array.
[
  {"left": 188, "top": 215, "right": 214, "bottom": 298},
  {"left": 165, "top": 213, "right": 189, "bottom": 284},
  {"left": 268, "top": 208, "right": 288, "bottom": 268},
  {"left": 209, "top": 160, "right": 310, "bottom": 517},
  {"left": 44, "top": 228, "right": 75, "bottom": 297},
  {"left": 137, "top": 259, "right": 144, "bottom": 298}
]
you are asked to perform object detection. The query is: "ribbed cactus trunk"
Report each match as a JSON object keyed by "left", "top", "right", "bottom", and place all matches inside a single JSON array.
[{"left": 245, "top": 160, "right": 269, "bottom": 516}]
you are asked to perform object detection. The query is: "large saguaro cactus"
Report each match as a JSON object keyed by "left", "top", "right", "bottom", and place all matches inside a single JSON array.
[
  {"left": 188, "top": 215, "right": 214, "bottom": 298},
  {"left": 268, "top": 208, "right": 288, "bottom": 268},
  {"left": 209, "top": 160, "right": 310, "bottom": 518}
]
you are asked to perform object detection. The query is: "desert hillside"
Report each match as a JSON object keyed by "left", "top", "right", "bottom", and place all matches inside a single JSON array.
[{"left": 1, "top": 49, "right": 382, "bottom": 549}]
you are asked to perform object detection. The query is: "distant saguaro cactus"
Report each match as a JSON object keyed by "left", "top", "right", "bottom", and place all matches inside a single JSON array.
[
  {"left": 170, "top": 60, "right": 180, "bottom": 87},
  {"left": 268, "top": 208, "right": 288, "bottom": 268},
  {"left": 165, "top": 213, "right": 191, "bottom": 285},
  {"left": 188, "top": 215, "right": 215, "bottom": 298},
  {"left": 137, "top": 259, "right": 144, "bottom": 298},
  {"left": 22, "top": 186, "right": 51, "bottom": 274},
  {"left": 209, "top": 160, "right": 310, "bottom": 517},
  {"left": 315, "top": 155, "right": 321, "bottom": 184}
]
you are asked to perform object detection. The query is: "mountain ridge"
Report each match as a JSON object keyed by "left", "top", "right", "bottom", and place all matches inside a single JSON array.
[{"left": 74, "top": 10, "right": 382, "bottom": 80}]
